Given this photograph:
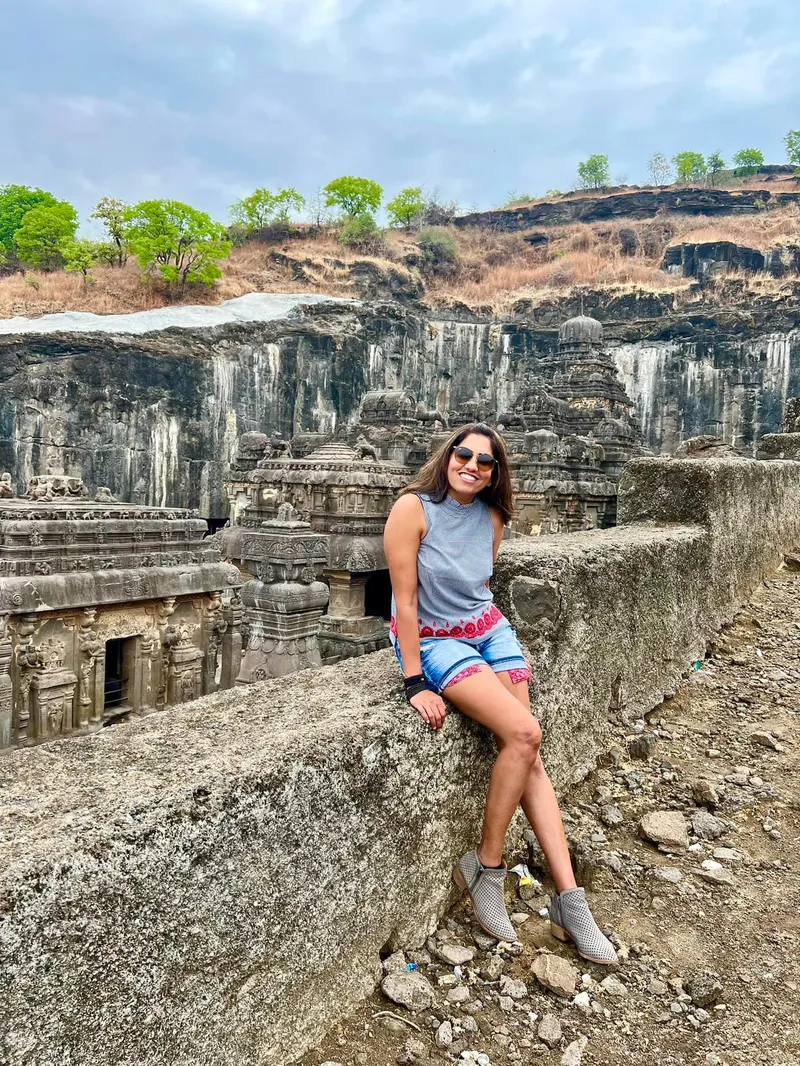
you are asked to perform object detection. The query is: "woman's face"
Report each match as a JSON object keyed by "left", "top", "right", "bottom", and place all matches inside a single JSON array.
[{"left": 446, "top": 432, "right": 496, "bottom": 500}]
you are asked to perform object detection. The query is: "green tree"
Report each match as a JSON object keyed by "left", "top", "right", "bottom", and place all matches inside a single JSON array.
[
  {"left": 672, "top": 151, "right": 707, "bottom": 184},
  {"left": 577, "top": 154, "right": 611, "bottom": 190},
  {"left": 785, "top": 129, "right": 800, "bottom": 170},
  {"left": 706, "top": 152, "right": 726, "bottom": 185},
  {"left": 386, "top": 186, "right": 425, "bottom": 228},
  {"left": 14, "top": 202, "right": 78, "bottom": 270},
  {"left": 323, "top": 176, "right": 383, "bottom": 218},
  {"left": 0, "top": 185, "right": 61, "bottom": 253},
  {"left": 647, "top": 152, "right": 672, "bottom": 186},
  {"left": 338, "top": 213, "right": 384, "bottom": 253},
  {"left": 123, "top": 199, "right": 231, "bottom": 286},
  {"left": 90, "top": 196, "right": 129, "bottom": 265},
  {"left": 229, "top": 186, "right": 305, "bottom": 230},
  {"left": 732, "top": 148, "right": 764, "bottom": 175},
  {"left": 62, "top": 238, "right": 104, "bottom": 282},
  {"left": 417, "top": 226, "right": 458, "bottom": 276}
]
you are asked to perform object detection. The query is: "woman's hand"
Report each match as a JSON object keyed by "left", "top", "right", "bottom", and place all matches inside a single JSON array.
[{"left": 410, "top": 689, "right": 447, "bottom": 730}]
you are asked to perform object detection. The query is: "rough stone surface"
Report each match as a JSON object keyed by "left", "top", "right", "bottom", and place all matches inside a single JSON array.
[
  {"left": 531, "top": 954, "right": 579, "bottom": 999},
  {"left": 639, "top": 811, "right": 690, "bottom": 851},
  {"left": 691, "top": 810, "right": 728, "bottom": 840},
  {"left": 3, "top": 458, "right": 800, "bottom": 1065},
  {"left": 561, "top": 1036, "right": 589, "bottom": 1066}
]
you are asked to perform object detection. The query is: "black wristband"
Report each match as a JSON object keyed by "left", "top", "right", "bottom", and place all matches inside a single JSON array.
[
  {"left": 404, "top": 680, "right": 431, "bottom": 703},
  {"left": 403, "top": 673, "right": 425, "bottom": 689}
]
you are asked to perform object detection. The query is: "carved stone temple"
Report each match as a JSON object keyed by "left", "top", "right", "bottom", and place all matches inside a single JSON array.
[
  {"left": 218, "top": 440, "right": 409, "bottom": 670},
  {"left": 0, "top": 474, "right": 241, "bottom": 750},
  {"left": 498, "top": 315, "right": 645, "bottom": 534}
]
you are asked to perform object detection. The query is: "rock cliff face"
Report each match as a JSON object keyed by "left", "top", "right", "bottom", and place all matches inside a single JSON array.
[{"left": 0, "top": 292, "right": 798, "bottom": 516}]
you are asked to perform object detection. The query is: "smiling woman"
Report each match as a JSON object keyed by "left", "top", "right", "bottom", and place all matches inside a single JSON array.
[{"left": 383, "top": 422, "right": 619, "bottom": 963}]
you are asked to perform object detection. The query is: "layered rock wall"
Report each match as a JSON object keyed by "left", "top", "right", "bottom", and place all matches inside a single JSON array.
[
  {"left": 2, "top": 457, "right": 800, "bottom": 1066},
  {"left": 1, "top": 295, "right": 798, "bottom": 517}
]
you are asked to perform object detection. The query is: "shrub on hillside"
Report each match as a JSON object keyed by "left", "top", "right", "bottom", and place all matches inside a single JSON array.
[
  {"left": 338, "top": 213, "right": 385, "bottom": 254},
  {"left": 418, "top": 226, "right": 458, "bottom": 275},
  {"left": 15, "top": 202, "right": 78, "bottom": 270},
  {"left": 124, "top": 199, "right": 231, "bottom": 286}
]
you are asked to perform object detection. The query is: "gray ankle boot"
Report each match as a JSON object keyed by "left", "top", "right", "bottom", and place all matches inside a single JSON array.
[
  {"left": 549, "top": 887, "right": 618, "bottom": 965},
  {"left": 453, "top": 850, "right": 518, "bottom": 943}
]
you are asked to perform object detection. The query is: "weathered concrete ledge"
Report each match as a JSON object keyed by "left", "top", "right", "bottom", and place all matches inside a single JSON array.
[{"left": 2, "top": 458, "right": 800, "bottom": 1066}]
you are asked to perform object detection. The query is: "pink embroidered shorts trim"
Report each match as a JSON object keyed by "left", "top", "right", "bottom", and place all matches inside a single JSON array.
[{"left": 392, "top": 622, "right": 529, "bottom": 694}]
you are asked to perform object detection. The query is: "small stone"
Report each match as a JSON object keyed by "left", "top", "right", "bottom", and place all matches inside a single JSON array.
[
  {"left": 648, "top": 978, "right": 669, "bottom": 996},
  {"left": 436, "top": 1022, "right": 454, "bottom": 1048},
  {"left": 472, "top": 931, "right": 497, "bottom": 951},
  {"left": 448, "top": 985, "right": 471, "bottom": 1004},
  {"left": 383, "top": 951, "right": 408, "bottom": 974},
  {"left": 726, "top": 769, "right": 750, "bottom": 787},
  {"left": 398, "top": 1038, "right": 427, "bottom": 1063},
  {"left": 599, "top": 804, "right": 624, "bottom": 828},
  {"left": 693, "top": 865, "right": 735, "bottom": 887},
  {"left": 380, "top": 1017, "right": 407, "bottom": 1032},
  {"left": 751, "top": 730, "right": 782, "bottom": 751},
  {"left": 321, "top": 1062, "right": 344, "bottom": 1066},
  {"left": 537, "top": 1014, "right": 562, "bottom": 1048},
  {"left": 499, "top": 975, "right": 528, "bottom": 1000},
  {"left": 640, "top": 811, "right": 689, "bottom": 851},
  {"left": 381, "top": 971, "right": 436, "bottom": 1012},
  {"left": 654, "top": 866, "right": 683, "bottom": 884},
  {"left": 599, "top": 976, "right": 627, "bottom": 998},
  {"left": 460, "top": 1052, "right": 490, "bottom": 1066},
  {"left": 460, "top": 1016, "right": 479, "bottom": 1034},
  {"left": 684, "top": 969, "right": 723, "bottom": 1007},
  {"left": 691, "top": 810, "right": 727, "bottom": 841},
  {"left": 691, "top": 779, "right": 720, "bottom": 809},
  {"left": 518, "top": 881, "right": 538, "bottom": 901},
  {"left": 713, "top": 847, "right": 743, "bottom": 863},
  {"left": 561, "top": 1036, "right": 588, "bottom": 1066},
  {"left": 480, "top": 955, "right": 505, "bottom": 981},
  {"left": 436, "top": 943, "right": 475, "bottom": 966},
  {"left": 510, "top": 912, "right": 529, "bottom": 927},
  {"left": 572, "top": 990, "right": 591, "bottom": 1013},
  {"left": 531, "top": 954, "right": 579, "bottom": 999},
  {"left": 628, "top": 732, "right": 658, "bottom": 760},
  {"left": 499, "top": 995, "right": 515, "bottom": 1012}
]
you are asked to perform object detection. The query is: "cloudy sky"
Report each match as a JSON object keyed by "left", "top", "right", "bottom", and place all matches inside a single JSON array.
[{"left": 3, "top": 0, "right": 798, "bottom": 228}]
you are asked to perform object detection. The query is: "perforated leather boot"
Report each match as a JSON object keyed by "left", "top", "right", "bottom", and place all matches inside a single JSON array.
[
  {"left": 453, "top": 850, "right": 518, "bottom": 943},
  {"left": 549, "top": 887, "right": 618, "bottom": 965}
]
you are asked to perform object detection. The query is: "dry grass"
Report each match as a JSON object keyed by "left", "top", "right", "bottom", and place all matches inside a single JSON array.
[{"left": 1, "top": 201, "right": 798, "bottom": 320}]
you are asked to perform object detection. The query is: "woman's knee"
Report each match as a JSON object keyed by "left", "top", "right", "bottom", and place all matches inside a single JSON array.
[{"left": 506, "top": 717, "right": 542, "bottom": 763}]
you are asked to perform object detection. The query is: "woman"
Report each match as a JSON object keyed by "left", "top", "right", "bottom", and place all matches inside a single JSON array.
[{"left": 383, "top": 422, "right": 617, "bottom": 964}]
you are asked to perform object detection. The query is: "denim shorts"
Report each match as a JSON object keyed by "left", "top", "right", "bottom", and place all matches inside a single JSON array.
[{"left": 392, "top": 623, "right": 530, "bottom": 694}]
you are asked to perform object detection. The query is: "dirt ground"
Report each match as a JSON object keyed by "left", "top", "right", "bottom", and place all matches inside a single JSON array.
[{"left": 300, "top": 568, "right": 800, "bottom": 1066}]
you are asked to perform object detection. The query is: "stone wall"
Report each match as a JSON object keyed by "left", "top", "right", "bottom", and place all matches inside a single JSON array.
[{"left": 2, "top": 457, "right": 800, "bottom": 1065}]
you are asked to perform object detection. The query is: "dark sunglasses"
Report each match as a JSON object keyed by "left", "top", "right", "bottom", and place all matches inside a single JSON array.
[{"left": 452, "top": 445, "right": 496, "bottom": 471}]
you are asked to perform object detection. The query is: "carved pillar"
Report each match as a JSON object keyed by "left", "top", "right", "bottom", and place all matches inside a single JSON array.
[
  {"left": 77, "top": 608, "right": 104, "bottom": 731},
  {"left": 219, "top": 591, "right": 243, "bottom": 690},
  {"left": 13, "top": 614, "right": 40, "bottom": 746},
  {"left": 163, "top": 623, "right": 203, "bottom": 704},
  {"left": 0, "top": 615, "right": 12, "bottom": 750},
  {"left": 236, "top": 505, "right": 329, "bottom": 683},
  {"left": 319, "top": 570, "right": 390, "bottom": 663},
  {"left": 154, "top": 598, "right": 176, "bottom": 709},
  {"left": 201, "top": 591, "right": 228, "bottom": 695},
  {"left": 29, "top": 637, "right": 77, "bottom": 743}
]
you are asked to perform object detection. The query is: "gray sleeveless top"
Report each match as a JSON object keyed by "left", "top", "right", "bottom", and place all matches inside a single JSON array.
[{"left": 390, "top": 493, "right": 508, "bottom": 645}]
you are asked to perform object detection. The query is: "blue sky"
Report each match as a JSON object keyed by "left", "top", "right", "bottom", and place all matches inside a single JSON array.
[{"left": 3, "top": 0, "right": 799, "bottom": 228}]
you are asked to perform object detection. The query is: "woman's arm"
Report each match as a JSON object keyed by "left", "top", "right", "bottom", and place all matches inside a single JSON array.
[
  {"left": 383, "top": 494, "right": 426, "bottom": 677},
  {"left": 384, "top": 494, "right": 447, "bottom": 730},
  {"left": 485, "top": 506, "right": 506, "bottom": 588}
]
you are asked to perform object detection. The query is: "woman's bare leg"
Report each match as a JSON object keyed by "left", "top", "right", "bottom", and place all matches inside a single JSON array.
[
  {"left": 442, "top": 667, "right": 542, "bottom": 867},
  {"left": 495, "top": 671, "right": 576, "bottom": 893}
]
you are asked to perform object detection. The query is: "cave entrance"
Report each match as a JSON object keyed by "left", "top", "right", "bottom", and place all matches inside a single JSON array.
[{"left": 104, "top": 637, "right": 136, "bottom": 715}]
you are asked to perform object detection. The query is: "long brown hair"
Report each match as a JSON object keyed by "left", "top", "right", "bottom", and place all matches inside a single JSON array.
[{"left": 400, "top": 422, "right": 514, "bottom": 524}]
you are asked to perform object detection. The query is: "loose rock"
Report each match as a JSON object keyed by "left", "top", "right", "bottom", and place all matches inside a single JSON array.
[
  {"left": 435, "top": 943, "right": 475, "bottom": 967},
  {"left": 628, "top": 732, "right": 658, "bottom": 760},
  {"left": 531, "top": 954, "right": 579, "bottom": 999},
  {"left": 684, "top": 969, "right": 723, "bottom": 1007},
  {"left": 599, "top": 804, "right": 624, "bottom": 828},
  {"left": 447, "top": 985, "right": 471, "bottom": 1004},
  {"left": 691, "top": 809, "right": 727, "bottom": 840},
  {"left": 381, "top": 971, "right": 436, "bottom": 1012},
  {"left": 436, "top": 1021, "right": 453, "bottom": 1048},
  {"left": 600, "top": 975, "right": 627, "bottom": 998},
  {"left": 640, "top": 810, "right": 689, "bottom": 851},
  {"left": 561, "top": 1036, "right": 588, "bottom": 1066},
  {"left": 499, "top": 975, "right": 528, "bottom": 1000},
  {"left": 537, "top": 1014, "right": 562, "bottom": 1048},
  {"left": 654, "top": 866, "right": 683, "bottom": 884},
  {"left": 691, "top": 778, "right": 721, "bottom": 808}
]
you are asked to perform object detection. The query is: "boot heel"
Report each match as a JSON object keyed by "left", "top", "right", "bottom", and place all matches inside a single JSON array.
[
  {"left": 452, "top": 867, "right": 467, "bottom": 891},
  {"left": 550, "top": 922, "right": 572, "bottom": 943}
]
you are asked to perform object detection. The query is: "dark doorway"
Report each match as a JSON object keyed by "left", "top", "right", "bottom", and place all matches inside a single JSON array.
[
  {"left": 364, "top": 569, "right": 392, "bottom": 620},
  {"left": 104, "top": 637, "right": 135, "bottom": 715}
]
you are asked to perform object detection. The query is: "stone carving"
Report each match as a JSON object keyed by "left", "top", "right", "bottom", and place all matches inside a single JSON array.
[
  {"left": 95, "top": 486, "right": 117, "bottom": 503},
  {"left": 0, "top": 472, "right": 13, "bottom": 499},
  {"left": 354, "top": 435, "right": 379, "bottom": 462},
  {"left": 26, "top": 474, "right": 89, "bottom": 501}
]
